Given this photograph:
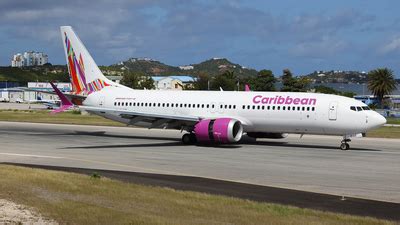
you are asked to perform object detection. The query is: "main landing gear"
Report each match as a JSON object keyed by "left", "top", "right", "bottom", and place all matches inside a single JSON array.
[
  {"left": 182, "top": 133, "right": 197, "bottom": 145},
  {"left": 340, "top": 137, "right": 351, "bottom": 150}
]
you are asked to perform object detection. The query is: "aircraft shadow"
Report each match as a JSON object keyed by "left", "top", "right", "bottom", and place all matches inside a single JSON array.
[
  {"left": 45, "top": 131, "right": 379, "bottom": 152},
  {"left": 244, "top": 140, "right": 382, "bottom": 152},
  {"left": 63, "top": 142, "right": 242, "bottom": 149}
]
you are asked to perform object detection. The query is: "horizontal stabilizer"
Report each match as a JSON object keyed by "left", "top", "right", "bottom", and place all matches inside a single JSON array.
[{"left": 49, "top": 82, "right": 74, "bottom": 114}]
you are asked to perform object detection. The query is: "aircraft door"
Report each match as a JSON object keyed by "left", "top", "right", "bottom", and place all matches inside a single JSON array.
[{"left": 329, "top": 102, "right": 338, "bottom": 120}]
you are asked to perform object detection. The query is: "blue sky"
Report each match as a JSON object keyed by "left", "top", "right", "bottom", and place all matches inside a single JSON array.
[{"left": 1, "top": 0, "right": 400, "bottom": 77}]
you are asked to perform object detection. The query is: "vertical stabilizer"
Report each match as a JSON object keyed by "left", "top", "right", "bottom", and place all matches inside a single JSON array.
[{"left": 61, "top": 26, "right": 112, "bottom": 94}]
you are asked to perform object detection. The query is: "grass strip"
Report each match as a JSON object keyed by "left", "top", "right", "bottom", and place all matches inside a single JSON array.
[{"left": 0, "top": 165, "right": 395, "bottom": 225}]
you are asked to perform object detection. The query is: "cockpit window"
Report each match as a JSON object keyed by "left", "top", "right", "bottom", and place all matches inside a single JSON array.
[
  {"left": 356, "top": 106, "right": 363, "bottom": 111},
  {"left": 362, "top": 106, "right": 370, "bottom": 110},
  {"left": 350, "top": 106, "right": 356, "bottom": 111}
]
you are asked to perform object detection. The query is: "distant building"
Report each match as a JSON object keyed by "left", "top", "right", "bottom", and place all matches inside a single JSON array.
[
  {"left": 106, "top": 76, "right": 122, "bottom": 84},
  {"left": 11, "top": 51, "right": 48, "bottom": 67},
  {"left": 152, "top": 75, "right": 196, "bottom": 90},
  {"left": 179, "top": 65, "right": 194, "bottom": 70}
]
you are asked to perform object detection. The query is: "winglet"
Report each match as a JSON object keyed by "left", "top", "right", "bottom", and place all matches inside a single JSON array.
[
  {"left": 49, "top": 82, "right": 74, "bottom": 114},
  {"left": 245, "top": 84, "right": 251, "bottom": 92}
]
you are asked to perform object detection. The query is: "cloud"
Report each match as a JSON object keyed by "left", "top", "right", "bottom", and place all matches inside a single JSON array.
[
  {"left": 379, "top": 36, "right": 400, "bottom": 55},
  {"left": 0, "top": 0, "right": 395, "bottom": 75}
]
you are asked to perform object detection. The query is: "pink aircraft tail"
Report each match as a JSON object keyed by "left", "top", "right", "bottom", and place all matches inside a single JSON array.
[
  {"left": 245, "top": 84, "right": 251, "bottom": 92},
  {"left": 49, "top": 82, "right": 74, "bottom": 114}
]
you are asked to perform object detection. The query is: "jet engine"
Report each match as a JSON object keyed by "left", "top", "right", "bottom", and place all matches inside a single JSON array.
[
  {"left": 246, "top": 132, "right": 288, "bottom": 139},
  {"left": 194, "top": 118, "right": 243, "bottom": 143}
]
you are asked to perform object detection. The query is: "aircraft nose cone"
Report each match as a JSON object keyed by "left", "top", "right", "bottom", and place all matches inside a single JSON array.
[{"left": 369, "top": 113, "right": 386, "bottom": 129}]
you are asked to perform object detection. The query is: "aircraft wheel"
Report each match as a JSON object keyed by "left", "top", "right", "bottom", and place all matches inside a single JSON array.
[
  {"left": 189, "top": 133, "right": 197, "bottom": 144},
  {"left": 340, "top": 143, "right": 349, "bottom": 150},
  {"left": 182, "top": 134, "right": 192, "bottom": 145}
]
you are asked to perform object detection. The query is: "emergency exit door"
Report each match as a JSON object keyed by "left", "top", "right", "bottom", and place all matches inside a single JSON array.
[{"left": 329, "top": 102, "right": 338, "bottom": 120}]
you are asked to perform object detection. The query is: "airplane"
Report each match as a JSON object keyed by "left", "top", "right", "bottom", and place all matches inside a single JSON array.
[
  {"left": 29, "top": 96, "right": 61, "bottom": 109},
  {"left": 53, "top": 26, "right": 386, "bottom": 150}
]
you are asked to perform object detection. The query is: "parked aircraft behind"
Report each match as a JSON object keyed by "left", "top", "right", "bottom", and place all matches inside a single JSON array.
[{"left": 54, "top": 26, "right": 386, "bottom": 150}]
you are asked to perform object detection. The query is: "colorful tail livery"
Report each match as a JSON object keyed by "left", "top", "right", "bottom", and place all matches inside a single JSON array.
[{"left": 61, "top": 26, "right": 113, "bottom": 94}]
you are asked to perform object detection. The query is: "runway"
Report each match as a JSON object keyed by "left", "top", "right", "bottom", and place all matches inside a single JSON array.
[{"left": 1, "top": 121, "right": 400, "bottom": 204}]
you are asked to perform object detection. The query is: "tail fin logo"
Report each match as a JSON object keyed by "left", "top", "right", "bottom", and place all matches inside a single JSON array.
[{"left": 64, "top": 32, "right": 109, "bottom": 94}]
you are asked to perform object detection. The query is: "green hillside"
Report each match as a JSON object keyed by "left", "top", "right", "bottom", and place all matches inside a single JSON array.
[
  {"left": 192, "top": 58, "right": 258, "bottom": 77},
  {"left": 108, "top": 58, "right": 181, "bottom": 75},
  {"left": 0, "top": 65, "right": 69, "bottom": 83},
  {"left": 110, "top": 57, "right": 258, "bottom": 77}
]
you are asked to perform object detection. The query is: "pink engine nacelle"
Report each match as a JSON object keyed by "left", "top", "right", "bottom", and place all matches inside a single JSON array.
[{"left": 194, "top": 118, "right": 243, "bottom": 143}]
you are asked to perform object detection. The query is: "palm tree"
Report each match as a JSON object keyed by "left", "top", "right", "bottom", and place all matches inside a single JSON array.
[{"left": 367, "top": 68, "right": 397, "bottom": 107}]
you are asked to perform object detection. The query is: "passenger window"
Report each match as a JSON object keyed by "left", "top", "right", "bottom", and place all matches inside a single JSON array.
[
  {"left": 252, "top": 105, "right": 256, "bottom": 110},
  {"left": 202, "top": 104, "right": 204, "bottom": 108},
  {"left": 357, "top": 106, "right": 362, "bottom": 111},
  {"left": 267, "top": 106, "right": 270, "bottom": 110},
  {"left": 262, "top": 106, "right": 264, "bottom": 110},
  {"left": 207, "top": 104, "right": 209, "bottom": 108},
  {"left": 272, "top": 106, "right": 275, "bottom": 110},
  {"left": 117, "top": 102, "right": 120, "bottom": 106},
  {"left": 114, "top": 102, "right": 117, "bottom": 106},
  {"left": 312, "top": 107, "right": 315, "bottom": 111},
  {"left": 302, "top": 107, "right": 305, "bottom": 111},
  {"left": 297, "top": 107, "right": 300, "bottom": 111},
  {"left": 242, "top": 105, "right": 245, "bottom": 109},
  {"left": 277, "top": 106, "right": 280, "bottom": 110},
  {"left": 229, "top": 105, "right": 232, "bottom": 109},
  {"left": 212, "top": 105, "right": 215, "bottom": 108},
  {"left": 362, "top": 106, "right": 370, "bottom": 110},
  {"left": 350, "top": 106, "right": 356, "bottom": 111},
  {"left": 197, "top": 104, "right": 200, "bottom": 108},
  {"left": 233, "top": 105, "right": 236, "bottom": 109},
  {"left": 283, "top": 106, "right": 285, "bottom": 110},
  {"left": 247, "top": 105, "right": 250, "bottom": 109},
  {"left": 307, "top": 107, "right": 310, "bottom": 111}
]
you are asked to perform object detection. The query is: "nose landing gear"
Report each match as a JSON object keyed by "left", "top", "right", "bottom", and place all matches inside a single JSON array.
[{"left": 340, "top": 137, "right": 351, "bottom": 150}]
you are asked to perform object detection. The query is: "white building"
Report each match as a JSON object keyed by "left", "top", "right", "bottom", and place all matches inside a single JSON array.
[
  {"left": 179, "top": 65, "right": 194, "bottom": 70},
  {"left": 11, "top": 51, "right": 48, "bottom": 67},
  {"left": 152, "top": 76, "right": 196, "bottom": 90}
]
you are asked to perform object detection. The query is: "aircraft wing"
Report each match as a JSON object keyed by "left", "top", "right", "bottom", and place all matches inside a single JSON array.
[{"left": 80, "top": 105, "right": 201, "bottom": 129}]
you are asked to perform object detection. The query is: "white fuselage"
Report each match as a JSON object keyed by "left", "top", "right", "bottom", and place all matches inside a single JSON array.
[{"left": 82, "top": 85, "right": 386, "bottom": 136}]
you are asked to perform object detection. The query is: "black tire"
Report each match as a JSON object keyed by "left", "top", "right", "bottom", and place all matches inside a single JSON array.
[
  {"left": 340, "top": 143, "right": 348, "bottom": 150},
  {"left": 182, "top": 134, "right": 192, "bottom": 145},
  {"left": 189, "top": 133, "right": 197, "bottom": 144}
]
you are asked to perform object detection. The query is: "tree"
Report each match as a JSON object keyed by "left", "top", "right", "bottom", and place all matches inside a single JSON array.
[
  {"left": 210, "top": 70, "right": 236, "bottom": 91},
  {"left": 120, "top": 71, "right": 141, "bottom": 89},
  {"left": 314, "top": 85, "right": 340, "bottom": 95},
  {"left": 280, "top": 69, "right": 310, "bottom": 92},
  {"left": 314, "top": 85, "right": 356, "bottom": 97},
  {"left": 121, "top": 71, "right": 155, "bottom": 89},
  {"left": 367, "top": 68, "right": 397, "bottom": 107},
  {"left": 138, "top": 76, "right": 155, "bottom": 90},
  {"left": 193, "top": 72, "right": 210, "bottom": 90},
  {"left": 281, "top": 69, "right": 296, "bottom": 92},
  {"left": 248, "top": 69, "right": 276, "bottom": 91}
]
